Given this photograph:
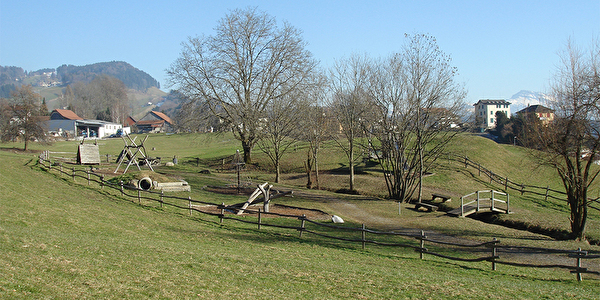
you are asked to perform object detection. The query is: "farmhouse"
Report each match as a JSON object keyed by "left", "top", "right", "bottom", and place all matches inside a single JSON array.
[
  {"left": 473, "top": 99, "right": 511, "bottom": 130},
  {"left": 135, "top": 111, "right": 173, "bottom": 133}
]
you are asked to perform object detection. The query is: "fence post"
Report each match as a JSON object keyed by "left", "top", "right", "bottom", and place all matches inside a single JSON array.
[
  {"left": 120, "top": 180, "right": 124, "bottom": 196},
  {"left": 505, "top": 177, "right": 508, "bottom": 191},
  {"left": 87, "top": 170, "right": 90, "bottom": 185},
  {"left": 138, "top": 189, "right": 141, "bottom": 203},
  {"left": 258, "top": 209, "right": 262, "bottom": 230},
  {"left": 299, "top": 215, "right": 306, "bottom": 238},
  {"left": 362, "top": 224, "right": 366, "bottom": 250},
  {"left": 478, "top": 163, "right": 481, "bottom": 176},
  {"left": 188, "top": 196, "right": 192, "bottom": 216},
  {"left": 59, "top": 163, "right": 62, "bottom": 175},
  {"left": 545, "top": 186, "right": 550, "bottom": 201},
  {"left": 100, "top": 175, "right": 104, "bottom": 190},
  {"left": 520, "top": 184, "right": 525, "bottom": 195},
  {"left": 572, "top": 248, "right": 587, "bottom": 281},
  {"left": 491, "top": 190, "right": 495, "bottom": 211},
  {"left": 72, "top": 168, "right": 75, "bottom": 181},
  {"left": 160, "top": 191, "right": 164, "bottom": 208},
  {"left": 464, "top": 156, "right": 468, "bottom": 168},
  {"left": 419, "top": 230, "right": 427, "bottom": 259},
  {"left": 491, "top": 238, "right": 498, "bottom": 271},
  {"left": 219, "top": 202, "right": 225, "bottom": 224}
]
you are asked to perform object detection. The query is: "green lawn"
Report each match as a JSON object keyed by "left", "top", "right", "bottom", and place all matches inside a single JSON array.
[{"left": 1, "top": 148, "right": 599, "bottom": 298}]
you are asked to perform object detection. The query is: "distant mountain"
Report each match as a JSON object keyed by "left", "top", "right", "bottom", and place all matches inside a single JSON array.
[
  {"left": 508, "top": 90, "right": 552, "bottom": 114},
  {"left": 57, "top": 61, "right": 159, "bottom": 91}
]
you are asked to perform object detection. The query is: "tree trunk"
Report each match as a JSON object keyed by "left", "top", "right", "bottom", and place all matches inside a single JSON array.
[
  {"left": 349, "top": 139, "right": 355, "bottom": 191},
  {"left": 569, "top": 191, "right": 588, "bottom": 240},
  {"left": 275, "top": 163, "right": 281, "bottom": 183},
  {"left": 241, "top": 140, "right": 252, "bottom": 164}
]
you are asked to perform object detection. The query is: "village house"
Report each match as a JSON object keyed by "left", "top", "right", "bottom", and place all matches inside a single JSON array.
[
  {"left": 473, "top": 99, "right": 511, "bottom": 131},
  {"left": 516, "top": 104, "right": 555, "bottom": 125}
]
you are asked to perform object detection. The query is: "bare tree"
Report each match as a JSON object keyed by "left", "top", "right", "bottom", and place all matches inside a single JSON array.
[
  {"left": 365, "top": 34, "right": 466, "bottom": 202},
  {"left": 329, "top": 54, "right": 372, "bottom": 192},
  {"left": 296, "top": 74, "right": 331, "bottom": 189},
  {"left": 167, "top": 7, "right": 317, "bottom": 164},
  {"left": 0, "top": 85, "right": 49, "bottom": 150},
  {"left": 257, "top": 91, "right": 305, "bottom": 183},
  {"left": 527, "top": 39, "right": 600, "bottom": 240}
]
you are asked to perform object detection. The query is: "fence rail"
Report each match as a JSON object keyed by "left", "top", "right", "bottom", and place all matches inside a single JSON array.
[
  {"left": 37, "top": 156, "right": 600, "bottom": 282},
  {"left": 446, "top": 153, "right": 600, "bottom": 212}
]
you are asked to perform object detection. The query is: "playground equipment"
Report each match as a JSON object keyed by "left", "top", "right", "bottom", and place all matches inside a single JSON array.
[{"left": 114, "top": 134, "right": 154, "bottom": 174}]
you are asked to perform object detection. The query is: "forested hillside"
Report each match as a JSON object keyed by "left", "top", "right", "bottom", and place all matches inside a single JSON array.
[{"left": 57, "top": 61, "right": 159, "bottom": 90}]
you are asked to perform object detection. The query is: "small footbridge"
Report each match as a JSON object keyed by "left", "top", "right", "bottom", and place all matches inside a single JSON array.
[{"left": 448, "top": 190, "right": 511, "bottom": 217}]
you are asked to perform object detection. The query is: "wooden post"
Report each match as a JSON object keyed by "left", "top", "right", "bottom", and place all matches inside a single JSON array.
[
  {"left": 160, "top": 191, "right": 164, "bottom": 208},
  {"left": 138, "top": 189, "right": 141, "bottom": 203},
  {"left": 361, "top": 224, "right": 366, "bottom": 250},
  {"left": 188, "top": 196, "right": 192, "bottom": 216},
  {"left": 419, "top": 230, "right": 426, "bottom": 259},
  {"left": 505, "top": 177, "right": 508, "bottom": 191},
  {"left": 464, "top": 156, "right": 468, "bottom": 168},
  {"left": 87, "top": 170, "right": 90, "bottom": 185},
  {"left": 478, "top": 163, "right": 481, "bottom": 176},
  {"left": 576, "top": 248, "right": 584, "bottom": 281},
  {"left": 100, "top": 175, "right": 105, "bottom": 190},
  {"left": 258, "top": 209, "right": 262, "bottom": 230},
  {"left": 196, "top": 157, "right": 199, "bottom": 167},
  {"left": 120, "top": 180, "right": 124, "bottom": 196},
  {"left": 72, "top": 168, "right": 75, "bottom": 181},
  {"left": 491, "top": 238, "right": 498, "bottom": 271},
  {"left": 59, "top": 163, "right": 62, "bottom": 175},
  {"left": 299, "top": 215, "right": 306, "bottom": 238},
  {"left": 544, "top": 186, "right": 550, "bottom": 201},
  {"left": 220, "top": 202, "right": 225, "bottom": 223}
]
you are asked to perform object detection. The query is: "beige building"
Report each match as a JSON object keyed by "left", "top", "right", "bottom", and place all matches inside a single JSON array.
[{"left": 474, "top": 99, "right": 511, "bottom": 130}]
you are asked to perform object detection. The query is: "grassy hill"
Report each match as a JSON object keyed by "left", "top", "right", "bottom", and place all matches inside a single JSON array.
[{"left": 1, "top": 148, "right": 599, "bottom": 298}]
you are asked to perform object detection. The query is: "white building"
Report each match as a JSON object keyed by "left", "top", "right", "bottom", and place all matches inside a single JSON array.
[{"left": 473, "top": 99, "right": 511, "bottom": 130}]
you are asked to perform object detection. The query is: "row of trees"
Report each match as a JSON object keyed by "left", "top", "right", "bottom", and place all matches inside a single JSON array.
[
  {"left": 59, "top": 75, "right": 131, "bottom": 124},
  {"left": 167, "top": 7, "right": 466, "bottom": 203}
]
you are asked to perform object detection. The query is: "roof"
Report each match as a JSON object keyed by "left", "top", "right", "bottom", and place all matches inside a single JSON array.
[
  {"left": 517, "top": 105, "right": 554, "bottom": 114},
  {"left": 473, "top": 99, "right": 511, "bottom": 106},
  {"left": 51, "top": 109, "right": 83, "bottom": 120},
  {"left": 150, "top": 111, "right": 173, "bottom": 125}
]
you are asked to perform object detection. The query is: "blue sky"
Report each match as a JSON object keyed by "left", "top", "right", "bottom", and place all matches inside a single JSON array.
[{"left": 1, "top": 0, "right": 598, "bottom": 104}]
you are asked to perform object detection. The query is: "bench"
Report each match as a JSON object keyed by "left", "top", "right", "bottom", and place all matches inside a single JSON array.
[
  {"left": 415, "top": 202, "right": 438, "bottom": 212},
  {"left": 431, "top": 193, "right": 451, "bottom": 202}
]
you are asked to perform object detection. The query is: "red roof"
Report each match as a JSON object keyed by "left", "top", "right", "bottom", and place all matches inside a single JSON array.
[
  {"left": 151, "top": 111, "right": 173, "bottom": 125},
  {"left": 51, "top": 109, "right": 83, "bottom": 120}
]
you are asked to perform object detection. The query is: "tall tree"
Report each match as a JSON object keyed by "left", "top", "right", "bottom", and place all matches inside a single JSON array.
[
  {"left": 365, "top": 34, "right": 466, "bottom": 202},
  {"left": 0, "top": 85, "right": 49, "bottom": 150},
  {"left": 329, "top": 54, "right": 372, "bottom": 192},
  {"left": 167, "top": 7, "right": 317, "bottom": 164},
  {"left": 527, "top": 39, "right": 600, "bottom": 240}
]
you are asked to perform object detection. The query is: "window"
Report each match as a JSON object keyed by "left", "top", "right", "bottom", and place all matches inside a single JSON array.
[
  {"left": 491, "top": 111, "right": 494, "bottom": 115},
  {"left": 490, "top": 118, "right": 494, "bottom": 124}
]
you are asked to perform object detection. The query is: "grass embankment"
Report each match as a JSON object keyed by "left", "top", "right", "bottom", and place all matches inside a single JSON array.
[{"left": 1, "top": 148, "right": 599, "bottom": 298}]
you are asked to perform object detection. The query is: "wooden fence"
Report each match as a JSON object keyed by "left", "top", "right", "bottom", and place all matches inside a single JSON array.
[
  {"left": 446, "top": 153, "right": 600, "bottom": 212},
  {"left": 36, "top": 156, "right": 600, "bottom": 282}
]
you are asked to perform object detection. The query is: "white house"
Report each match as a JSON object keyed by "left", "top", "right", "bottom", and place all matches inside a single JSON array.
[{"left": 473, "top": 99, "right": 511, "bottom": 130}]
